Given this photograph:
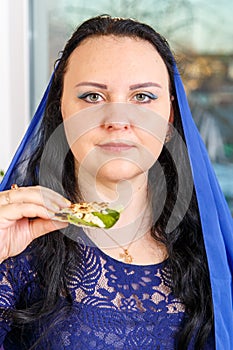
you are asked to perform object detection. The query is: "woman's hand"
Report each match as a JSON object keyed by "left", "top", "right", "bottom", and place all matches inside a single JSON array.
[{"left": 0, "top": 185, "right": 70, "bottom": 262}]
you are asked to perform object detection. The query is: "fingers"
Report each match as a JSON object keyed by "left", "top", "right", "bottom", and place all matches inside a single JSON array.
[
  {"left": 0, "top": 186, "right": 70, "bottom": 211},
  {"left": 0, "top": 186, "right": 71, "bottom": 262},
  {"left": 0, "top": 203, "right": 56, "bottom": 229},
  {"left": 0, "top": 217, "right": 68, "bottom": 261},
  {"left": 29, "top": 218, "right": 68, "bottom": 240},
  {"left": 0, "top": 191, "right": 11, "bottom": 206},
  {"left": 0, "top": 186, "right": 71, "bottom": 230}
]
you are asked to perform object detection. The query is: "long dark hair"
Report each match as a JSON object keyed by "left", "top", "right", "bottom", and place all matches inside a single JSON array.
[{"left": 10, "top": 15, "right": 213, "bottom": 349}]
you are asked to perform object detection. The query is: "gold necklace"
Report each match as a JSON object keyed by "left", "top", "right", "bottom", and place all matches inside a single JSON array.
[
  {"left": 119, "top": 249, "right": 133, "bottom": 263},
  {"left": 101, "top": 225, "right": 168, "bottom": 265},
  {"left": 101, "top": 226, "right": 146, "bottom": 264},
  {"left": 102, "top": 203, "right": 154, "bottom": 264},
  {"left": 84, "top": 202, "right": 152, "bottom": 264}
]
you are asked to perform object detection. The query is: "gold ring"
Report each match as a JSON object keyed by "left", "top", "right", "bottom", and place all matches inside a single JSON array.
[{"left": 11, "top": 184, "right": 19, "bottom": 190}]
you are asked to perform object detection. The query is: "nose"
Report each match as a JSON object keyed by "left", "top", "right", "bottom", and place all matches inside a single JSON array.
[
  {"left": 102, "top": 104, "right": 131, "bottom": 131},
  {"left": 104, "top": 121, "right": 130, "bottom": 131}
]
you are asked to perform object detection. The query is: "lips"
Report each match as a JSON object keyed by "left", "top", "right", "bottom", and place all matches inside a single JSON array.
[{"left": 97, "top": 141, "right": 136, "bottom": 152}]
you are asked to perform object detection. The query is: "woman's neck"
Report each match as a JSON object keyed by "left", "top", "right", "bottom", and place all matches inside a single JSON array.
[
  {"left": 77, "top": 169, "right": 168, "bottom": 265},
  {"left": 77, "top": 167, "right": 149, "bottom": 221},
  {"left": 77, "top": 168, "right": 151, "bottom": 243}
]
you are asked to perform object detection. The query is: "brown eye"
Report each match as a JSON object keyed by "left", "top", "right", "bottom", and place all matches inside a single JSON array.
[
  {"left": 88, "top": 93, "right": 101, "bottom": 102},
  {"left": 77, "top": 92, "right": 104, "bottom": 103},
  {"left": 136, "top": 93, "right": 147, "bottom": 101},
  {"left": 133, "top": 92, "right": 158, "bottom": 103}
]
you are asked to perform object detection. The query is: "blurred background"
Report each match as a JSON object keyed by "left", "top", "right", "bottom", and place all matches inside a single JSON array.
[{"left": 0, "top": 0, "right": 232, "bottom": 213}]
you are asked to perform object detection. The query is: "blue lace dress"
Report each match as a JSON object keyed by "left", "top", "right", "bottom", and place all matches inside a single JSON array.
[{"left": 0, "top": 242, "right": 214, "bottom": 349}]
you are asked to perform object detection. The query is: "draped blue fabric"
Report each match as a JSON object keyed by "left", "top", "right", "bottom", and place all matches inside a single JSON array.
[
  {"left": 0, "top": 64, "right": 232, "bottom": 349},
  {"left": 0, "top": 74, "right": 53, "bottom": 191},
  {"left": 174, "top": 65, "right": 233, "bottom": 349}
]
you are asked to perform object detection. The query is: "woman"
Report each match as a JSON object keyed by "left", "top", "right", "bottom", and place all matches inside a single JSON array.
[{"left": 0, "top": 15, "right": 232, "bottom": 349}]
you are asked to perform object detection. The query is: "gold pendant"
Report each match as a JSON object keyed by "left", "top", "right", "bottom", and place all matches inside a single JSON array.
[{"left": 119, "top": 249, "right": 133, "bottom": 263}]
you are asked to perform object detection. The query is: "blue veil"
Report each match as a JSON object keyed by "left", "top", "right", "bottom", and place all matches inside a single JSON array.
[{"left": 0, "top": 63, "right": 232, "bottom": 349}]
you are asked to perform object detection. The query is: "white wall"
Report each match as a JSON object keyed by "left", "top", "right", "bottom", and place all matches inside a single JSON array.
[
  {"left": 0, "top": 0, "right": 30, "bottom": 171},
  {"left": 30, "top": 0, "right": 49, "bottom": 113}
]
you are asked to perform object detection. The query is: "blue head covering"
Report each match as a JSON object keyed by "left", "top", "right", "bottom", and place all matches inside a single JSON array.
[
  {"left": 0, "top": 62, "right": 232, "bottom": 348},
  {"left": 173, "top": 66, "right": 233, "bottom": 349}
]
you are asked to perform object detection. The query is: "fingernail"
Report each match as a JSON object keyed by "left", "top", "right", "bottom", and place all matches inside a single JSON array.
[
  {"left": 52, "top": 220, "right": 69, "bottom": 229},
  {"left": 63, "top": 198, "right": 71, "bottom": 207},
  {"left": 47, "top": 210, "right": 56, "bottom": 218}
]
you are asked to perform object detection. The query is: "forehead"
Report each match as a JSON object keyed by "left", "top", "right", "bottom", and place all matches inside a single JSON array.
[{"left": 65, "top": 35, "right": 169, "bottom": 85}]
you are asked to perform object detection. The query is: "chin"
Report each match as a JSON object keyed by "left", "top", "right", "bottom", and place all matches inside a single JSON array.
[{"left": 97, "top": 160, "right": 146, "bottom": 183}]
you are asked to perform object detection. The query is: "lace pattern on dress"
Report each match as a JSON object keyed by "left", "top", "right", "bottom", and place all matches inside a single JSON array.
[
  {"left": 54, "top": 244, "right": 187, "bottom": 349},
  {"left": 67, "top": 245, "right": 185, "bottom": 315},
  {"left": 0, "top": 243, "right": 189, "bottom": 349}
]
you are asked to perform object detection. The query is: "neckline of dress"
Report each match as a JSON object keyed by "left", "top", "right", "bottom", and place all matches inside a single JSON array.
[{"left": 95, "top": 245, "right": 168, "bottom": 269}]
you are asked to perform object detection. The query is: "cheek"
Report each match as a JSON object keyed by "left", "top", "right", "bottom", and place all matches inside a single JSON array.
[
  {"left": 135, "top": 114, "right": 168, "bottom": 162},
  {"left": 141, "top": 132, "right": 164, "bottom": 163},
  {"left": 70, "top": 137, "right": 86, "bottom": 163},
  {"left": 150, "top": 97, "right": 171, "bottom": 120},
  {"left": 61, "top": 92, "right": 85, "bottom": 121},
  {"left": 64, "top": 122, "right": 96, "bottom": 164}
]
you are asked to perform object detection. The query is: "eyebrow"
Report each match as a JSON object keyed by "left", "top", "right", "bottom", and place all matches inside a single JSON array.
[
  {"left": 75, "top": 82, "right": 108, "bottom": 89},
  {"left": 129, "top": 82, "right": 162, "bottom": 90},
  {"left": 75, "top": 81, "right": 162, "bottom": 90}
]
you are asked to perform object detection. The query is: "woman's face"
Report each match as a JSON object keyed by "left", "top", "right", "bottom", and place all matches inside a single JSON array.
[{"left": 61, "top": 35, "right": 173, "bottom": 186}]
